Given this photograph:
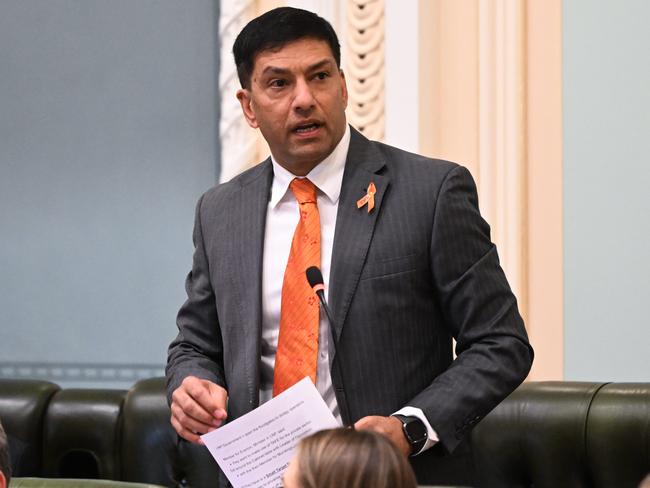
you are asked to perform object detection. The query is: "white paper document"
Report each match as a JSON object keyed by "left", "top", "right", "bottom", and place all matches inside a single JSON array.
[{"left": 201, "top": 377, "right": 340, "bottom": 488}]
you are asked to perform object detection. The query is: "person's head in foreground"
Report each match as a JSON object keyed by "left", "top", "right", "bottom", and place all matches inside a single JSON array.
[
  {"left": 0, "top": 420, "right": 10, "bottom": 488},
  {"left": 283, "top": 428, "right": 418, "bottom": 488}
]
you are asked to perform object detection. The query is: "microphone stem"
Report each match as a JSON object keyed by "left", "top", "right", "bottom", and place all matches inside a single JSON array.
[
  {"left": 316, "top": 290, "right": 351, "bottom": 428},
  {"left": 316, "top": 291, "right": 337, "bottom": 350}
]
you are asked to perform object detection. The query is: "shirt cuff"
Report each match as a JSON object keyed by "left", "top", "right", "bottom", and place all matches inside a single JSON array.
[{"left": 393, "top": 406, "right": 439, "bottom": 455}]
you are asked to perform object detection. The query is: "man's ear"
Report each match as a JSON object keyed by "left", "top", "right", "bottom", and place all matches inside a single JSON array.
[
  {"left": 0, "top": 469, "right": 6, "bottom": 488},
  {"left": 339, "top": 69, "right": 349, "bottom": 109},
  {"left": 236, "top": 89, "right": 259, "bottom": 129}
]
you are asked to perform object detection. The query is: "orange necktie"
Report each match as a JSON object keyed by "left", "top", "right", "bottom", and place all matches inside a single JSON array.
[{"left": 273, "top": 178, "right": 321, "bottom": 396}]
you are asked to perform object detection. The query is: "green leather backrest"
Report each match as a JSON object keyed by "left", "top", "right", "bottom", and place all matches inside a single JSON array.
[
  {"left": 472, "top": 381, "right": 603, "bottom": 488},
  {"left": 471, "top": 381, "right": 650, "bottom": 488},
  {"left": 119, "top": 377, "right": 219, "bottom": 487},
  {"left": 42, "top": 389, "right": 126, "bottom": 480},
  {"left": 586, "top": 383, "right": 650, "bottom": 488},
  {"left": 0, "top": 379, "right": 60, "bottom": 477}
]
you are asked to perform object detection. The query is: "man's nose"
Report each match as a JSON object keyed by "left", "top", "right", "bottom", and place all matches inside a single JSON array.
[{"left": 292, "top": 78, "right": 316, "bottom": 112}]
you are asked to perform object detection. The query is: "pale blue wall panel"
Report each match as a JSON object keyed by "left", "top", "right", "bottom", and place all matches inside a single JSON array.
[
  {"left": 564, "top": 0, "right": 650, "bottom": 381},
  {"left": 0, "top": 0, "right": 220, "bottom": 387}
]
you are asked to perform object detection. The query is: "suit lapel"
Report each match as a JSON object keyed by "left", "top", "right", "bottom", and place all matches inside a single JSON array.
[
  {"left": 228, "top": 160, "right": 272, "bottom": 407},
  {"left": 329, "top": 129, "right": 389, "bottom": 345}
]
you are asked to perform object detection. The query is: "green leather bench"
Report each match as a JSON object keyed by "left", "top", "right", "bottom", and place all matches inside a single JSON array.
[{"left": 1, "top": 378, "right": 649, "bottom": 487}]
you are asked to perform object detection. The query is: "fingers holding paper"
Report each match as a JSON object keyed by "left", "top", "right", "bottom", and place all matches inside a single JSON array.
[{"left": 171, "top": 376, "right": 228, "bottom": 444}]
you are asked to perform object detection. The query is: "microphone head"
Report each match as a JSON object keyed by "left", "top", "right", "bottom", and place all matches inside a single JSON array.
[{"left": 305, "top": 266, "right": 324, "bottom": 288}]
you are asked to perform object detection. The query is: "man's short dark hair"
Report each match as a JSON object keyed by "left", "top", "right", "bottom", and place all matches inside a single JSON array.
[
  {"left": 0, "top": 420, "right": 11, "bottom": 484},
  {"left": 233, "top": 7, "right": 341, "bottom": 89}
]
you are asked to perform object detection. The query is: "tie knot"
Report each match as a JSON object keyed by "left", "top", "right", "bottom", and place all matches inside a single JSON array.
[{"left": 290, "top": 178, "right": 318, "bottom": 204}]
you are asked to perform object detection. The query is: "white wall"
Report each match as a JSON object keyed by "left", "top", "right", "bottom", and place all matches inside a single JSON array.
[
  {"left": 564, "top": 0, "right": 650, "bottom": 381},
  {"left": 384, "top": 0, "right": 420, "bottom": 153}
]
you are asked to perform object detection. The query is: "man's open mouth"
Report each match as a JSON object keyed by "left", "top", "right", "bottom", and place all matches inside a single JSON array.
[{"left": 293, "top": 123, "right": 321, "bottom": 134}]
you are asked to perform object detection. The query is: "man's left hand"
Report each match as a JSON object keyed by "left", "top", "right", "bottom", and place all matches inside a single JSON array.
[{"left": 354, "top": 415, "right": 410, "bottom": 457}]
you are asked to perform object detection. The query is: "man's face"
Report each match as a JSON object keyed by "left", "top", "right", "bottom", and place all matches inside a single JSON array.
[{"left": 237, "top": 38, "right": 348, "bottom": 176}]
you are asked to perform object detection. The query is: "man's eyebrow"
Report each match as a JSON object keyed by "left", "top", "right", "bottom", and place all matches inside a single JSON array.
[
  {"left": 306, "top": 59, "right": 334, "bottom": 72},
  {"left": 261, "top": 66, "right": 290, "bottom": 76},
  {"left": 260, "top": 58, "right": 335, "bottom": 77}
]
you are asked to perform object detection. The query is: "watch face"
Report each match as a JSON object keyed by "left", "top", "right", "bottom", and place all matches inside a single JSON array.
[{"left": 404, "top": 417, "right": 428, "bottom": 444}]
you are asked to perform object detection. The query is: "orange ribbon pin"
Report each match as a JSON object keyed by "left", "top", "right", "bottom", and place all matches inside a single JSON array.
[{"left": 356, "top": 182, "right": 377, "bottom": 213}]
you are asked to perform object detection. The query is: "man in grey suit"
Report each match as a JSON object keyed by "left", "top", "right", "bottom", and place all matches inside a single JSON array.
[{"left": 166, "top": 7, "right": 533, "bottom": 485}]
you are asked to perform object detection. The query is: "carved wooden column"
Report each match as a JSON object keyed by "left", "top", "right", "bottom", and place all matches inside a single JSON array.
[
  {"left": 345, "top": 0, "right": 385, "bottom": 141},
  {"left": 219, "top": 0, "right": 259, "bottom": 182}
]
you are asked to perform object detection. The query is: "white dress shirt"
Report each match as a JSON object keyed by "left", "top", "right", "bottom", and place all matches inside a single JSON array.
[{"left": 259, "top": 125, "right": 438, "bottom": 453}]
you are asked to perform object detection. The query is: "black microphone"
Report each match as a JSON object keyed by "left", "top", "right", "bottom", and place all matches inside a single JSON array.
[
  {"left": 306, "top": 266, "right": 336, "bottom": 339},
  {"left": 305, "top": 266, "right": 352, "bottom": 427}
]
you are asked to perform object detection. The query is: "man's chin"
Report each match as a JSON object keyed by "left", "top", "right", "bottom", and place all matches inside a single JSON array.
[{"left": 291, "top": 144, "right": 333, "bottom": 163}]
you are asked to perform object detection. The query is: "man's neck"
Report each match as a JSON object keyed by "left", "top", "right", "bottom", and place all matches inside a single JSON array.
[{"left": 275, "top": 158, "right": 322, "bottom": 177}]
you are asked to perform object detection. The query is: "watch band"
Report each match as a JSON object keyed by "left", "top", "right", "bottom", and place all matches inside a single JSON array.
[{"left": 392, "top": 414, "right": 428, "bottom": 456}]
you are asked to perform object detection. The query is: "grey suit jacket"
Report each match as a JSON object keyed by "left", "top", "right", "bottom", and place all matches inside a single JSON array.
[{"left": 166, "top": 127, "right": 533, "bottom": 484}]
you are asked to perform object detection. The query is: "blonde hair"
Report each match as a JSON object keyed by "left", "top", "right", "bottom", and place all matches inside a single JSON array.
[{"left": 293, "top": 428, "right": 417, "bottom": 488}]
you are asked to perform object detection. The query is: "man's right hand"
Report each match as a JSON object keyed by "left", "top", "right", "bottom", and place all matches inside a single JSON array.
[{"left": 170, "top": 376, "right": 228, "bottom": 444}]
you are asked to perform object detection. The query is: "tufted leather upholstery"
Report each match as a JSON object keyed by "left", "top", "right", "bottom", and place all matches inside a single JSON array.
[
  {"left": 119, "top": 378, "right": 217, "bottom": 487},
  {"left": 42, "top": 389, "right": 125, "bottom": 480},
  {"left": 585, "top": 383, "right": 650, "bottom": 488},
  {"left": 471, "top": 382, "right": 650, "bottom": 487},
  {"left": 1, "top": 378, "right": 649, "bottom": 487},
  {"left": 0, "top": 379, "right": 59, "bottom": 476}
]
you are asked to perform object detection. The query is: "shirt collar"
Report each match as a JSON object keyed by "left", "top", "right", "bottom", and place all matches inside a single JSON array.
[{"left": 269, "top": 125, "right": 351, "bottom": 208}]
